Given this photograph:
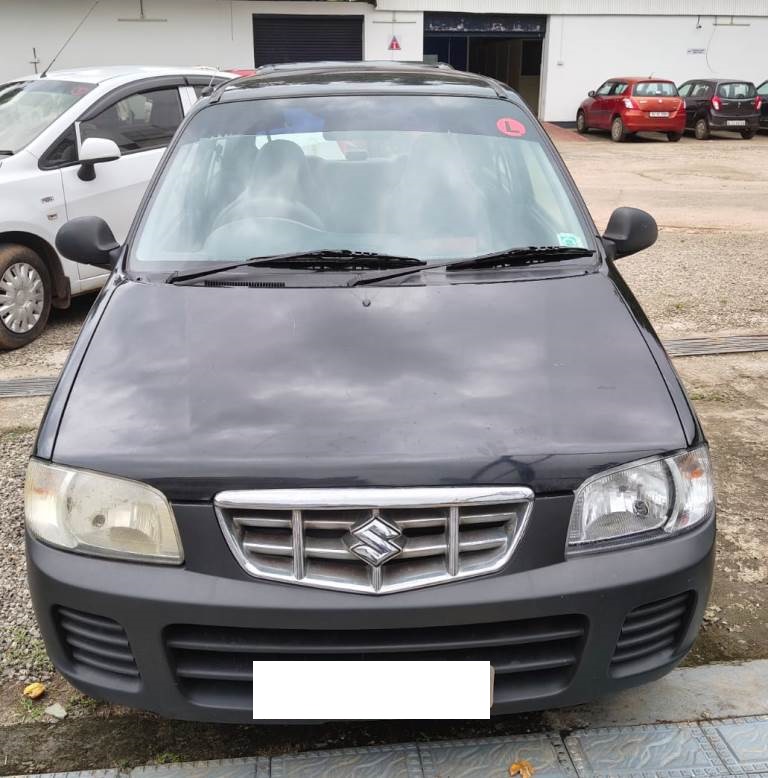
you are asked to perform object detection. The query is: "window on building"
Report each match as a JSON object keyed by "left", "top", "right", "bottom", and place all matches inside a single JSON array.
[{"left": 80, "top": 87, "right": 184, "bottom": 153}]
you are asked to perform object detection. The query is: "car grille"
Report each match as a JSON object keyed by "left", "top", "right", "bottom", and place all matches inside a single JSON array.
[
  {"left": 56, "top": 606, "right": 139, "bottom": 681},
  {"left": 611, "top": 592, "right": 694, "bottom": 677},
  {"left": 215, "top": 487, "right": 534, "bottom": 594},
  {"left": 166, "top": 615, "right": 586, "bottom": 709}
]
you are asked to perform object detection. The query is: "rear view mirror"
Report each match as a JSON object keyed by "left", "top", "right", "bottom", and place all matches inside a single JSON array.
[
  {"left": 588, "top": 90, "right": 596, "bottom": 97},
  {"left": 56, "top": 216, "right": 121, "bottom": 268},
  {"left": 602, "top": 207, "right": 658, "bottom": 259},
  {"left": 77, "top": 137, "right": 121, "bottom": 182}
]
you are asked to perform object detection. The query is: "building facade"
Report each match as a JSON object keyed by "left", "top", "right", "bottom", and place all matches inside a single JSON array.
[{"left": 2, "top": 0, "right": 767, "bottom": 121}]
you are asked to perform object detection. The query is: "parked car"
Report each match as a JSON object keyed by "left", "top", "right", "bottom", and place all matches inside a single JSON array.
[
  {"left": 577, "top": 77, "right": 685, "bottom": 142},
  {"left": 26, "top": 62, "right": 715, "bottom": 723},
  {"left": 0, "top": 65, "right": 232, "bottom": 349},
  {"left": 757, "top": 80, "right": 768, "bottom": 130},
  {"left": 677, "top": 79, "right": 761, "bottom": 139}
]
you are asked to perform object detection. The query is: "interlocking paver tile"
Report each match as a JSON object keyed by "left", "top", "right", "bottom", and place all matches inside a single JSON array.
[
  {"left": 564, "top": 723, "right": 727, "bottom": 777},
  {"left": 702, "top": 716, "right": 768, "bottom": 774},
  {"left": 418, "top": 734, "right": 576, "bottom": 778},
  {"left": 270, "top": 743, "right": 422, "bottom": 778}
]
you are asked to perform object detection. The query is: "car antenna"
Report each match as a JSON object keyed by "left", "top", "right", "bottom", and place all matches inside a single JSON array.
[{"left": 40, "top": 0, "right": 100, "bottom": 78}]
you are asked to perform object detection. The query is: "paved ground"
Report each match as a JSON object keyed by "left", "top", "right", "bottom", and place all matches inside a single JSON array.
[
  {"left": 0, "top": 128, "right": 767, "bottom": 774},
  {"left": 4, "top": 660, "right": 768, "bottom": 776}
]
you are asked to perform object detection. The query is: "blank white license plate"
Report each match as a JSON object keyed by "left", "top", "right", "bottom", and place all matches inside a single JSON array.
[
  {"left": 727, "top": 120, "right": 746, "bottom": 126},
  {"left": 649, "top": 111, "right": 670, "bottom": 117},
  {"left": 251, "top": 660, "right": 493, "bottom": 719}
]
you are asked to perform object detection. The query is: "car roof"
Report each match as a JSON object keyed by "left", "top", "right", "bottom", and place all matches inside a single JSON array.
[
  {"left": 609, "top": 76, "right": 674, "bottom": 83},
  {"left": 217, "top": 61, "right": 510, "bottom": 102},
  {"left": 13, "top": 65, "right": 228, "bottom": 85}
]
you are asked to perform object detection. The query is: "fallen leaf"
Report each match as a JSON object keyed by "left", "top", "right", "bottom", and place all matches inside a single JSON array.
[
  {"left": 22, "top": 682, "right": 45, "bottom": 700},
  {"left": 509, "top": 760, "right": 535, "bottom": 778}
]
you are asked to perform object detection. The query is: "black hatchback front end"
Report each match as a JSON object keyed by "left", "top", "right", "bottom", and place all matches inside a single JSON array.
[{"left": 26, "top": 63, "right": 715, "bottom": 722}]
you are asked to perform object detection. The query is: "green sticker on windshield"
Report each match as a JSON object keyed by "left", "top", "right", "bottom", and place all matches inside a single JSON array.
[{"left": 557, "top": 233, "right": 583, "bottom": 248}]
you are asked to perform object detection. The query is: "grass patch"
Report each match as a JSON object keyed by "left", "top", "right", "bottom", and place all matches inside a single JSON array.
[
  {"left": 689, "top": 388, "right": 729, "bottom": 402},
  {"left": 18, "top": 697, "right": 46, "bottom": 722}
]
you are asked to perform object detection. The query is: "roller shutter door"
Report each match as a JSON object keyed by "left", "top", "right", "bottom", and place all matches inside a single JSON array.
[{"left": 252, "top": 15, "right": 364, "bottom": 67}]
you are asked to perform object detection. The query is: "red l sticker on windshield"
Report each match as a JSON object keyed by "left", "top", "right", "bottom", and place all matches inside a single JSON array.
[{"left": 496, "top": 117, "right": 526, "bottom": 137}]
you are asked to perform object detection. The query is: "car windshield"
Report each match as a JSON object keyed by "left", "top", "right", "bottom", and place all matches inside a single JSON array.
[
  {"left": 0, "top": 79, "right": 95, "bottom": 154},
  {"left": 717, "top": 82, "right": 756, "bottom": 99},
  {"left": 632, "top": 81, "right": 677, "bottom": 97},
  {"left": 131, "top": 95, "right": 590, "bottom": 270}
]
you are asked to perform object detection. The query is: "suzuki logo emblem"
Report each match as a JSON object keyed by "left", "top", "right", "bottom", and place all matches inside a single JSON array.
[{"left": 343, "top": 511, "right": 405, "bottom": 567}]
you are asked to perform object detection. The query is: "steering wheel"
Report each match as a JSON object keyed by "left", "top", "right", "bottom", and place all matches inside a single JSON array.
[{"left": 213, "top": 195, "right": 324, "bottom": 232}]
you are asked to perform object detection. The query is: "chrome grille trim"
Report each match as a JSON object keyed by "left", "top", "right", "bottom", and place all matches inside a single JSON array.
[{"left": 215, "top": 487, "right": 534, "bottom": 595}]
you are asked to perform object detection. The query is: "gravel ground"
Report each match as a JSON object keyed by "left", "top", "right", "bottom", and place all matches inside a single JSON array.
[{"left": 0, "top": 430, "right": 53, "bottom": 686}]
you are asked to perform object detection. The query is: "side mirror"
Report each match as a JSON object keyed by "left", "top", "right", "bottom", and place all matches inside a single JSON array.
[
  {"left": 56, "top": 216, "right": 121, "bottom": 268},
  {"left": 588, "top": 90, "right": 596, "bottom": 98},
  {"left": 77, "top": 137, "right": 121, "bottom": 182},
  {"left": 602, "top": 207, "right": 658, "bottom": 259}
]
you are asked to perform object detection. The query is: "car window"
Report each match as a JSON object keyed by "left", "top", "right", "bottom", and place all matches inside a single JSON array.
[
  {"left": 691, "top": 83, "right": 712, "bottom": 98},
  {"left": 0, "top": 79, "right": 95, "bottom": 154},
  {"left": 758, "top": 82, "right": 768, "bottom": 96},
  {"left": 596, "top": 82, "right": 614, "bottom": 96},
  {"left": 611, "top": 83, "right": 629, "bottom": 95},
  {"left": 677, "top": 83, "right": 692, "bottom": 97},
  {"left": 717, "top": 82, "right": 756, "bottom": 99},
  {"left": 131, "top": 95, "right": 590, "bottom": 270},
  {"left": 40, "top": 126, "right": 78, "bottom": 168},
  {"left": 633, "top": 81, "right": 677, "bottom": 97},
  {"left": 80, "top": 87, "right": 183, "bottom": 153}
]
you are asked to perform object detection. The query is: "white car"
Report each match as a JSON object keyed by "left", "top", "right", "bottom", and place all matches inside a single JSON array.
[{"left": 0, "top": 65, "right": 233, "bottom": 348}]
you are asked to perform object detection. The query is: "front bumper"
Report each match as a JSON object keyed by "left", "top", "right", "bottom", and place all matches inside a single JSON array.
[{"left": 27, "top": 505, "right": 715, "bottom": 723}]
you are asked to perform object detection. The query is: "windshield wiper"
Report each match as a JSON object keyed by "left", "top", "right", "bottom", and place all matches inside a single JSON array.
[
  {"left": 166, "top": 250, "right": 426, "bottom": 285},
  {"left": 349, "top": 246, "right": 596, "bottom": 287}
]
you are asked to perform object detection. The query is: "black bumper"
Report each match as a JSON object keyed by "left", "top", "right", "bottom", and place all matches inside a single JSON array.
[
  {"left": 27, "top": 514, "right": 715, "bottom": 723},
  {"left": 708, "top": 114, "right": 760, "bottom": 131}
]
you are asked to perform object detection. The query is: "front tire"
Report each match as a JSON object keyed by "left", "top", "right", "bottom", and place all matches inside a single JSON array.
[
  {"left": 576, "top": 111, "right": 589, "bottom": 134},
  {"left": 0, "top": 245, "right": 51, "bottom": 350},
  {"left": 667, "top": 132, "right": 682, "bottom": 142},
  {"left": 611, "top": 116, "right": 627, "bottom": 142},
  {"left": 694, "top": 118, "right": 710, "bottom": 140},
  {"left": 741, "top": 129, "right": 756, "bottom": 140}
]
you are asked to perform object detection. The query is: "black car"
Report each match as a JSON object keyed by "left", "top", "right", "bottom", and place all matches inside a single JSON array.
[
  {"left": 758, "top": 80, "right": 768, "bottom": 129},
  {"left": 26, "top": 62, "right": 715, "bottom": 723},
  {"left": 678, "top": 78, "right": 761, "bottom": 139}
]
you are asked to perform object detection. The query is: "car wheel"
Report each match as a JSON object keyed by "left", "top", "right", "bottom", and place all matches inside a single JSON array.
[
  {"left": 667, "top": 132, "right": 683, "bottom": 142},
  {"left": 610, "top": 116, "right": 627, "bottom": 142},
  {"left": 694, "top": 118, "right": 710, "bottom": 140},
  {"left": 576, "top": 111, "right": 589, "bottom": 134},
  {"left": 0, "top": 245, "right": 51, "bottom": 350},
  {"left": 740, "top": 129, "right": 756, "bottom": 140}
]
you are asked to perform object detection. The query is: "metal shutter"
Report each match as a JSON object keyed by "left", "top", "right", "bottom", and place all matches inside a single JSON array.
[{"left": 252, "top": 15, "right": 363, "bottom": 67}]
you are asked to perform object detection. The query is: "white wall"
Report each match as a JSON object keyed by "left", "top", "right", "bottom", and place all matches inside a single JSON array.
[
  {"left": 0, "top": 0, "right": 422, "bottom": 82},
  {"left": 541, "top": 14, "right": 768, "bottom": 122}
]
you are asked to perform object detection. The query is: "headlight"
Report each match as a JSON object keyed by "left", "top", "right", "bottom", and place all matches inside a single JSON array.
[
  {"left": 568, "top": 445, "right": 714, "bottom": 548},
  {"left": 24, "top": 459, "right": 183, "bottom": 564}
]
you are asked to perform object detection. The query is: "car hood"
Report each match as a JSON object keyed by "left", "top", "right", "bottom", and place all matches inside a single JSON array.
[{"left": 53, "top": 273, "right": 686, "bottom": 499}]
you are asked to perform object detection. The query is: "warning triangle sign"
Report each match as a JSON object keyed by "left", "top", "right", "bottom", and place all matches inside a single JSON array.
[{"left": 388, "top": 35, "right": 401, "bottom": 51}]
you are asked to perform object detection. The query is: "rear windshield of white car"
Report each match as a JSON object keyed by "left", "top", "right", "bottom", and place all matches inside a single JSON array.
[
  {"left": 632, "top": 81, "right": 677, "bottom": 97},
  {"left": 0, "top": 79, "right": 95, "bottom": 154},
  {"left": 131, "top": 95, "right": 591, "bottom": 270},
  {"left": 717, "top": 82, "right": 756, "bottom": 99}
]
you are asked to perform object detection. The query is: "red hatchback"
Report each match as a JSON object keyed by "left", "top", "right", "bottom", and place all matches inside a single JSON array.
[{"left": 577, "top": 78, "right": 686, "bottom": 142}]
